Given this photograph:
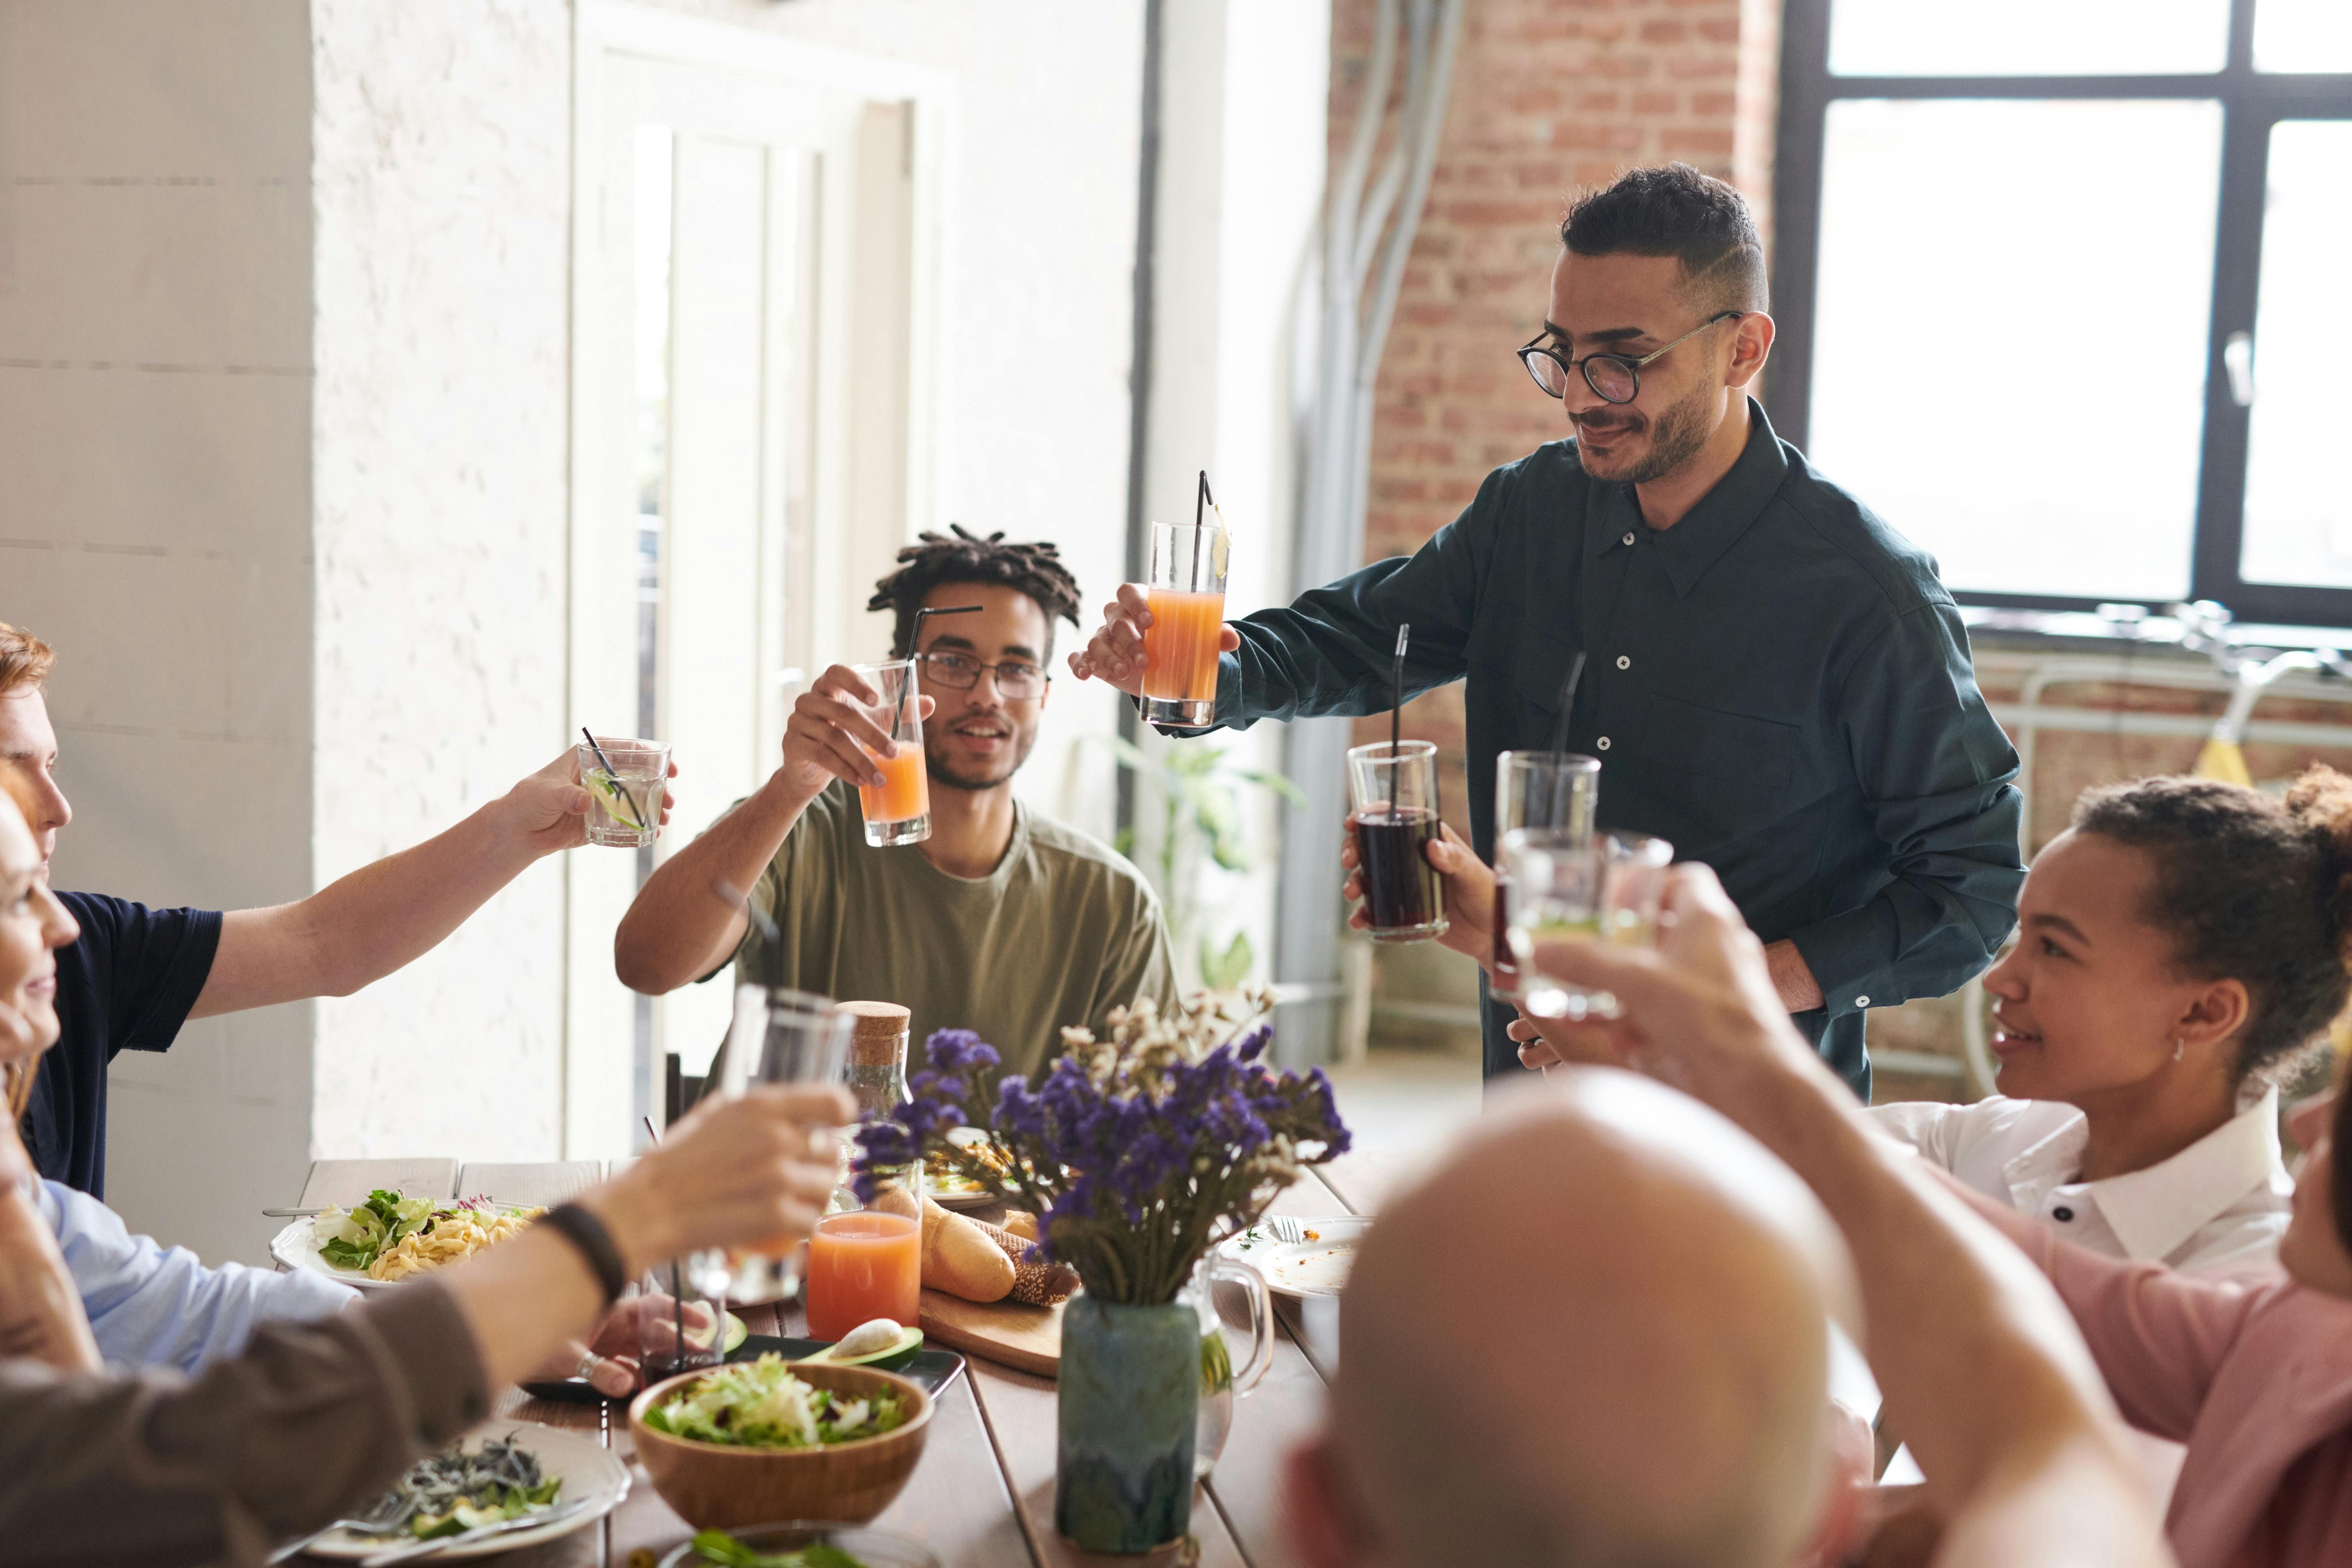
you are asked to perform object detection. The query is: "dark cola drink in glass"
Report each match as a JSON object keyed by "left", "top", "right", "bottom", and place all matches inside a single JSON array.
[{"left": 1346, "top": 739, "right": 1448, "bottom": 943}]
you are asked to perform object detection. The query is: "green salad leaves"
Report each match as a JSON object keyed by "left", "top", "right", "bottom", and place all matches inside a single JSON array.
[
  {"left": 317, "top": 1189, "right": 434, "bottom": 1272},
  {"left": 690, "top": 1530, "right": 869, "bottom": 1568},
  {"left": 642, "top": 1355, "right": 905, "bottom": 1449}
]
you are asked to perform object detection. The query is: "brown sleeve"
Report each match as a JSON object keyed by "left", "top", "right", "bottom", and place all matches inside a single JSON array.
[{"left": 0, "top": 1278, "right": 490, "bottom": 1565}]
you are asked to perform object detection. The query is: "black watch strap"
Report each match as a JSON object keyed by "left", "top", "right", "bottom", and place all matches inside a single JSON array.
[{"left": 539, "top": 1202, "right": 628, "bottom": 1307}]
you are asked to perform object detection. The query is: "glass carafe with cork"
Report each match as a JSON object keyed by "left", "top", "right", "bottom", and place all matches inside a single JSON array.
[{"left": 807, "top": 1000, "right": 922, "bottom": 1339}]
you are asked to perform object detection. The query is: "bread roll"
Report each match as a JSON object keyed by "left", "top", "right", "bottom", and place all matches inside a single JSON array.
[
  {"left": 919, "top": 1197, "right": 1014, "bottom": 1303},
  {"left": 975, "top": 1217, "right": 1078, "bottom": 1307},
  {"left": 1000, "top": 1209, "right": 1038, "bottom": 1242}
]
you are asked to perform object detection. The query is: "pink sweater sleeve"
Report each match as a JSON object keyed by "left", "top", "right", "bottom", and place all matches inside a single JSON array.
[{"left": 1953, "top": 1177, "right": 2264, "bottom": 1442}]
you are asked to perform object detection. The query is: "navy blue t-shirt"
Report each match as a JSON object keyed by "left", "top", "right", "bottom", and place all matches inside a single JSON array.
[{"left": 25, "top": 892, "right": 223, "bottom": 1197}]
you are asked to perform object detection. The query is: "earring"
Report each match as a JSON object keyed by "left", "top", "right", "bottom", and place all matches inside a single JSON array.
[{"left": 2173, "top": 1037, "right": 2186, "bottom": 1062}]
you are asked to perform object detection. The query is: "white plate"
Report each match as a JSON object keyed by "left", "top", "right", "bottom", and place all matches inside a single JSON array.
[
  {"left": 1219, "top": 1216, "right": 1372, "bottom": 1299},
  {"left": 301, "top": 1421, "right": 629, "bottom": 1560},
  {"left": 921, "top": 1175, "right": 999, "bottom": 1211},
  {"left": 270, "top": 1216, "right": 396, "bottom": 1293}
]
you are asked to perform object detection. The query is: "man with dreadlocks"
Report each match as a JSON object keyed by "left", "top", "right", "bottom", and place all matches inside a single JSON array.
[{"left": 619, "top": 527, "right": 1177, "bottom": 1083}]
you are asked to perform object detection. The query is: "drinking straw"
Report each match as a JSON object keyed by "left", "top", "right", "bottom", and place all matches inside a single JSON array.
[
  {"left": 1383, "top": 630, "right": 1402, "bottom": 766},
  {"left": 1549, "top": 652, "right": 1588, "bottom": 755},
  {"left": 891, "top": 603, "right": 983, "bottom": 740},
  {"left": 581, "top": 727, "right": 649, "bottom": 833},
  {"left": 1198, "top": 469, "right": 1215, "bottom": 526}
]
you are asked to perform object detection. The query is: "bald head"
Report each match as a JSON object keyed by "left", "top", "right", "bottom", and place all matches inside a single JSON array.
[{"left": 1320, "top": 1071, "right": 1851, "bottom": 1568}]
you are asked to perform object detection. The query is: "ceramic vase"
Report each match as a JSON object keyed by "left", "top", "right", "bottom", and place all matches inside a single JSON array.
[{"left": 1055, "top": 1289, "right": 1198, "bottom": 1553}]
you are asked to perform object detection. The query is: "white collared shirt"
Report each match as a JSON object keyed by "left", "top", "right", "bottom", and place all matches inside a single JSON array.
[{"left": 1869, "top": 1085, "right": 2293, "bottom": 1276}]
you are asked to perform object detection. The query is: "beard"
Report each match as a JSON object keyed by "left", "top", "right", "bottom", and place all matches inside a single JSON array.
[
  {"left": 1573, "top": 376, "right": 1717, "bottom": 485},
  {"left": 925, "top": 715, "right": 1037, "bottom": 793}
]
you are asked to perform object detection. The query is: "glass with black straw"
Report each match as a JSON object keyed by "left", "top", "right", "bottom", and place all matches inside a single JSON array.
[
  {"left": 1489, "top": 653, "right": 1599, "bottom": 1000},
  {"left": 1141, "top": 469, "right": 1230, "bottom": 731},
  {"left": 1345, "top": 625, "right": 1448, "bottom": 942},
  {"left": 575, "top": 730, "right": 668, "bottom": 849}
]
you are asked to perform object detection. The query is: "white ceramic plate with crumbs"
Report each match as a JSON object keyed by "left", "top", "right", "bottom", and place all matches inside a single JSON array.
[
  {"left": 302, "top": 1422, "right": 628, "bottom": 1560},
  {"left": 1220, "top": 1216, "right": 1373, "bottom": 1299}
]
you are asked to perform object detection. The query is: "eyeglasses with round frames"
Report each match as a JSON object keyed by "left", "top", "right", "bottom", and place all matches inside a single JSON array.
[
  {"left": 1515, "top": 310, "right": 1744, "bottom": 405},
  {"left": 918, "top": 649, "right": 1049, "bottom": 701}
]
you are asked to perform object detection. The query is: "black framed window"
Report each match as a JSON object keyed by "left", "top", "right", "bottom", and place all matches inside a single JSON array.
[{"left": 1771, "top": 0, "right": 2352, "bottom": 625}]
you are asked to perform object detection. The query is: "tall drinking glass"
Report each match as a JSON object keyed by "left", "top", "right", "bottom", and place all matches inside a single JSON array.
[
  {"left": 1142, "top": 521, "right": 1229, "bottom": 730},
  {"left": 699, "top": 985, "right": 857, "bottom": 1304},
  {"left": 575, "top": 738, "right": 669, "bottom": 848},
  {"left": 1504, "top": 831, "right": 1673, "bottom": 1020},
  {"left": 1490, "top": 751, "right": 1601, "bottom": 1001},
  {"left": 1346, "top": 739, "right": 1448, "bottom": 943},
  {"left": 850, "top": 659, "right": 930, "bottom": 847}
]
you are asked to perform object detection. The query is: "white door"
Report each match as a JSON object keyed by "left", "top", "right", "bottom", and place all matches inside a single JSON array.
[{"left": 568, "top": 15, "right": 938, "bottom": 1157}]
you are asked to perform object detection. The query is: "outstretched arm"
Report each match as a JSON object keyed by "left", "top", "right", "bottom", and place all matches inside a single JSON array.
[
  {"left": 615, "top": 665, "right": 932, "bottom": 994},
  {"left": 1533, "top": 871, "right": 2165, "bottom": 1568},
  {"left": 191, "top": 745, "right": 673, "bottom": 1018}
]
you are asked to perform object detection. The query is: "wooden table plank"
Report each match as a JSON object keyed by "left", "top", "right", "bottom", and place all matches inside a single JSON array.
[
  {"left": 297, "top": 1158, "right": 457, "bottom": 1209},
  {"left": 458, "top": 1162, "right": 605, "bottom": 1208},
  {"left": 1200, "top": 1321, "right": 1327, "bottom": 1568},
  {"left": 964, "top": 1358, "right": 1246, "bottom": 1568}
]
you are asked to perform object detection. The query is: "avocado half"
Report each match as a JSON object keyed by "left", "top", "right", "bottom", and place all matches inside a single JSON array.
[{"left": 801, "top": 1323, "right": 924, "bottom": 1372}]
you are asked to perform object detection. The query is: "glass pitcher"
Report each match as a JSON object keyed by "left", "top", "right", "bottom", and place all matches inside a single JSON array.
[{"left": 1188, "top": 1252, "right": 1275, "bottom": 1480}]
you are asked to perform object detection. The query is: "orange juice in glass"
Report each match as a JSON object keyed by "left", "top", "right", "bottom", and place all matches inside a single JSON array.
[
  {"left": 851, "top": 657, "right": 930, "bottom": 846},
  {"left": 1141, "top": 520, "right": 1229, "bottom": 730},
  {"left": 805, "top": 1210, "right": 922, "bottom": 1340}
]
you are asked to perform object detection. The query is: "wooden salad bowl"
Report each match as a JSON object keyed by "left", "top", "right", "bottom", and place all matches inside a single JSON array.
[{"left": 627, "top": 1362, "right": 934, "bottom": 1528}]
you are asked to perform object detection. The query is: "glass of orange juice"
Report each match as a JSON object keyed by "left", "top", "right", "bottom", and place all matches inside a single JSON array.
[
  {"left": 805, "top": 1200, "right": 923, "bottom": 1341},
  {"left": 1141, "top": 520, "right": 1229, "bottom": 730},
  {"left": 849, "top": 658, "right": 930, "bottom": 846}
]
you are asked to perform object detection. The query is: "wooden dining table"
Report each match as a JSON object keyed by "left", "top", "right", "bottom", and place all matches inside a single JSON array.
[{"left": 284, "top": 1148, "right": 1405, "bottom": 1568}]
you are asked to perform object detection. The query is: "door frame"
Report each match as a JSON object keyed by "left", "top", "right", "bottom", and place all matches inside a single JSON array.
[{"left": 565, "top": 2, "right": 950, "bottom": 1156}]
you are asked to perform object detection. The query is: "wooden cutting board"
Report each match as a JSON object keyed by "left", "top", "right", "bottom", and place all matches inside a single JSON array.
[{"left": 918, "top": 1288, "right": 1064, "bottom": 1377}]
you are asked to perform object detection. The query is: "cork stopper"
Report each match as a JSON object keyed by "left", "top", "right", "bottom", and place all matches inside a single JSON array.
[{"left": 839, "top": 1000, "right": 912, "bottom": 1066}]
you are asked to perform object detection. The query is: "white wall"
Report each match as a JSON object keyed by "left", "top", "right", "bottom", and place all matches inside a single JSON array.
[
  {"left": 307, "top": 1, "right": 574, "bottom": 1165},
  {"left": 0, "top": 0, "right": 316, "bottom": 1266}
]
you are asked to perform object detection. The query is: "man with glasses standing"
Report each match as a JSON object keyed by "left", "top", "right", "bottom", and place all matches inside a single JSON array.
[
  {"left": 620, "top": 527, "right": 1177, "bottom": 1086},
  {"left": 1071, "top": 164, "right": 2021, "bottom": 1098}
]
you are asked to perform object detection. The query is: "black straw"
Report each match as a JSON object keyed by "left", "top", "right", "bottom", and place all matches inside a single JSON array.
[
  {"left": 581, "top": 727, "right": 649, "bottom": 833},
  {"left": 1549, "top": 652, "right": 1588, "bottom": 756},
  {"left": 1197, "top": 469, "right": 1215, "bottom": 527},
  {"left": 893, "top": 604, "right": 983, "bottom": 738},
  {"left": 1390, "top": 624, "right": 1411, "bottom": 806}
]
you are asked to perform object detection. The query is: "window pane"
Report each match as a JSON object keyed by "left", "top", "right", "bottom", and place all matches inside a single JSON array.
[
  {"left": 1807, "top": 100, "right": 2221, "bottom": 602},
  {"left": 2254, "top": 0, "right": 2352, "bottom": 73},
  {"left": 1829, "top": 0, "right": 2229, "bottom": 76},
  {"left": 2239, "top": 122, "right": 2352, "bottom": 589}
]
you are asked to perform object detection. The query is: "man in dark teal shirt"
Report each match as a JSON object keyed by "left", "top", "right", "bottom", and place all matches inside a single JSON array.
[{"left": 1071, "top": 164, "right": 2022, "bottom": 1097}]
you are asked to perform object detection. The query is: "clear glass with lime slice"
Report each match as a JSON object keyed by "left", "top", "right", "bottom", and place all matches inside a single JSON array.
[
  {"left": 1503, "top": 830, "right": 1673, "bottom": 1021},
  {"left": 575, "top": 739, "right": 668, "bottom": 848}
]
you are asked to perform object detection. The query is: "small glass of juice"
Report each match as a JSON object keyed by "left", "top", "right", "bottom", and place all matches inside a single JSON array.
[
  {"left": 849, "top": 658, "right": 930, "bottom": 847},
  {"left": 805, "top": 1208, "right": 923, "bottom": 1342},
  {"left": 1141, "top": 520, "right": 1230, "bottom": 730}
]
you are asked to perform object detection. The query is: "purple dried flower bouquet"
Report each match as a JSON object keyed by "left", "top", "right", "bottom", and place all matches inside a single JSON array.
[{"left": 852, "top": 988, "right": 1351, "bottom": 1306}]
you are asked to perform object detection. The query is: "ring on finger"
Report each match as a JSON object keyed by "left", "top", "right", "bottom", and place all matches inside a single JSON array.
[{"left": 576, "top": 1352, "right": 602, "bottom": 1381}]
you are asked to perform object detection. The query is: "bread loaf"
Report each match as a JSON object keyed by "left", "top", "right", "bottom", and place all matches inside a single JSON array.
[
  {"left": 976, "top": 1218, "right": 1078, "bottom": 1307},
  {"left": 999, "top": 1209, "right": 1038, "bottom": 1242},
  {"left": 918, "top": 1197, "right": 1015, "bottom": 1303}
]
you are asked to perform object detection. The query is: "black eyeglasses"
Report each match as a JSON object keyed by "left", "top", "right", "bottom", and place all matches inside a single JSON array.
[
  {"left": 1516, "top": 311, "right": 1744, "bottom": 405},
  {"left": 919, "top": 650, "right": 1049, "bottom": 701}
]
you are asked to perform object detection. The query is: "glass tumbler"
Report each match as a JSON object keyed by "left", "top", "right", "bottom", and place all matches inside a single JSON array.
[
  {"left": 576, "top": 738, "right": 668, "bottom": 848},
  {"left": 1141, "top": 521, "right": 1230, "bottom": 730},
  {"left": 699, "top": 985, "right": 857, "bottom": 1304},
  {"left": 1504, "top": 831, "right": 1673, "bottom": 1019},
  {"left": 849, "top": 659, "right": 930, "bottom": 847},
  {"left": 1346, "top": 739, "right": 1448, "bottom": 943},
  {"left": 1490, "top": 751, "right": 1601, "bottom": 1001}
]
